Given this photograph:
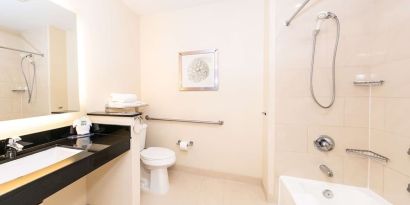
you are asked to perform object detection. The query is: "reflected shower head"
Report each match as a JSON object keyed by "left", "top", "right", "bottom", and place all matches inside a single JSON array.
[
  {"left": 314, "top": 11, "right": 338, "bottom": 34},
  {"left": 21, "top": 54, "right": 34, "bottom": 64},
  {"left": 317, "top": 11, "right": 336, "bottom": 20}
]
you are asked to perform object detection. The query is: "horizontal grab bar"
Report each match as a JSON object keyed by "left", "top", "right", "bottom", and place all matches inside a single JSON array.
[
  {"left": 346, "top": 149, "right": 389, "bottom": 163},
  {"left": 353, "top": 80, "right": 384, "bottom": 86},
  {"left": 145, "top": 115, "right": 224, "bottom": 125}
]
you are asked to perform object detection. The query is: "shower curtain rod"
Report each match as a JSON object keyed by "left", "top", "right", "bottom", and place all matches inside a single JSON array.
[
  {"left": 284, "top": 0, "right": 311, "bottom": 26},
  {"left": 0, "top": 45, "right": 44, "bottom": 57}
]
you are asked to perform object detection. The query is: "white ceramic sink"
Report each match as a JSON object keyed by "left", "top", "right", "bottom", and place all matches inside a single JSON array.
[{"left": 0, "top": 147, "right": 82, "bottom": 184}]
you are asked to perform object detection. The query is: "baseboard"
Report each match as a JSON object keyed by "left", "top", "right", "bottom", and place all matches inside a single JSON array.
[{"left": 170, "top": 165, "right": 262, "bottom": 186}]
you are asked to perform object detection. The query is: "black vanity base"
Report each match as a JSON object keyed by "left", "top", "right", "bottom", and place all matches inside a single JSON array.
[{"left": 0, "top": 125, "right": 131, "bottom": 205}]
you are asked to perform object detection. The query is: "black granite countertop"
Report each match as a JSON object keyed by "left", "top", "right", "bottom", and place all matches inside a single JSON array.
[{"left": 0, "top": 124, "right": 131, "bottom": 205}]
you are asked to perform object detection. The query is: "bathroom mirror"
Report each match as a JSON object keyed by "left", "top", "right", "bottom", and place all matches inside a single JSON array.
[{"left": 0, "top": 0, "right": 79, "bottom": 121}]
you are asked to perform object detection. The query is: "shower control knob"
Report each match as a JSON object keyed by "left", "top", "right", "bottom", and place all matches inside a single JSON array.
[{"left": 314, "top": 135, "right": 335, "bottom": 152}]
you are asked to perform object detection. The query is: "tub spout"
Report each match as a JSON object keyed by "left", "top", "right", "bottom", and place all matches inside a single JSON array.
[{"left": 319, "top": 164, "right": 333, "bottom": 177}]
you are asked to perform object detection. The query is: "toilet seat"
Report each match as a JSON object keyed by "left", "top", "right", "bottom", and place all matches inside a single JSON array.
[{"left": 141, "top": 147, "right": 175, "bottom": 161}]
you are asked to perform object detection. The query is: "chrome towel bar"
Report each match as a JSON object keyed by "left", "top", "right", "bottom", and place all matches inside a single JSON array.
[{"left": 145, "top": 115, "right": 224, "bottom": 125}]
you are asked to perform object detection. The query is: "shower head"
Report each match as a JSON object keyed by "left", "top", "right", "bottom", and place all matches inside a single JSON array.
[
  {"left": 315, "top": 11, "right": 338, "bottom": 33},
  {"left": 317, "top": 11, "right": 337, "bottom": 20},
  {"left": 21, "top": 54, "right": 35, "bottom": 64}
]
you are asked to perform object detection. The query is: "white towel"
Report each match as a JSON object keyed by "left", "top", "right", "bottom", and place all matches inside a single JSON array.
[
  {"left": 106, "top": 101, "right": 146, "bottom": 108},
  {"left": 110, "top": 93, "right": 138, "bottom": 103}
]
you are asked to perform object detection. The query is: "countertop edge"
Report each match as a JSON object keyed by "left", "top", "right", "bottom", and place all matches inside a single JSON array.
[{"left": 0, "top": 136, "right": 130, "bottom": 205}]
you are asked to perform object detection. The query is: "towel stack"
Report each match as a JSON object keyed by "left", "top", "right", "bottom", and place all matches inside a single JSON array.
[{"left": 106, "top": 93, "right": 146, "bottom": 113}]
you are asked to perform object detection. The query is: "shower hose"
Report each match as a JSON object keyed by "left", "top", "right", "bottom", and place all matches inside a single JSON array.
[{"left": 310, "top": 17, "right": 340, "bottom": 109}]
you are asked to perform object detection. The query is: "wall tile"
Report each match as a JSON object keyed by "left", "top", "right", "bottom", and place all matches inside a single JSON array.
[
  {"left": 383, "top": 168, "right": 410, "bottom": 205},
  {"left": 276, "top": 124, "right": 307, "bottom": 153},
  {"left": 370, "top": 129, "right": 410, "bottom": 177},
  {"left": 275, "top": 152, "right": 344, "bottom": 184},
  {"left": 371, "top": 61, "right": 410, "bottom": 98},
  {"left": 276, "top": 69, "right": 309, "bottom": 97},
  {"left": 370, "top": 97, "right": 385, "bottom": 130},
  {"left": 276, "top": 97, "right": 345, "bottom": 126},
  {"left": 369, "top": 161, "right": 385, "bottom": 196},
  {"left": 344, "top": 97, "right": 369, "bottom": 128},
  {"left": 384, "top": 99, "right": 410, "bottom": 138},
  {"left": 343, "top": 156, "right": 369, "bottom": 187}
]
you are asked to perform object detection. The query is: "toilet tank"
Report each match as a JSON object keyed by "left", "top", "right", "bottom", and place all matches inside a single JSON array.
[{"left": 139, "top": 124, "right": 148, "bottom": 151}]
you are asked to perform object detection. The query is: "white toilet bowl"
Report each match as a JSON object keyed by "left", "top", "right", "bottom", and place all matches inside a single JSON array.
[{"left": 141, "top": 147, "right": 176, "bottom": 194}]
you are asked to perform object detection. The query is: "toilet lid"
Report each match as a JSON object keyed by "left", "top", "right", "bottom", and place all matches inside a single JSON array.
[{"left": 141, "top": 147, "right": 175, "bottom": 160}]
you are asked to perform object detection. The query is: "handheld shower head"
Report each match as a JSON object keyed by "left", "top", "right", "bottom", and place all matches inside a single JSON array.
[
  {"left": 317, "top": 11, "right": 336, "bottom": 20},
  {"left": 22, "top": 54, "right": 34, "bottom": 64},
  {"left": 314, "top": 11, "right": 338, "bottom": 34},
  {"left": 310, "top": 11, "right": 340, "bottom": 109}
]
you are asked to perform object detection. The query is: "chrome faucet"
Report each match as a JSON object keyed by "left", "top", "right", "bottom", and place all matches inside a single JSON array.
[
  {"left": 319, "top": 164, "right": 334, "bottom": 177},
  {"left": 1, "top": 137, "right": 24, "bottom": 159}
]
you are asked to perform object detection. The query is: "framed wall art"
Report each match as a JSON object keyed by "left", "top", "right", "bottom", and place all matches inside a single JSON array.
[{"left": 179, "top": 49, "right": 218, "bottom": 91}]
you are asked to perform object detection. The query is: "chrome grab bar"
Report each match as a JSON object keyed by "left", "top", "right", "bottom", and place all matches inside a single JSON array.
[
  {"left": 284, "top": 0, "right": 311, "bottom": 26},
  {"left": 346, "top": 149, "right": 389, "bottom": 163},
  {"left": 353, "top": 80, "right": 384, "bottom": 86},
  {"left": 145, "top": 115, "right": 224, "bottom": 125}
]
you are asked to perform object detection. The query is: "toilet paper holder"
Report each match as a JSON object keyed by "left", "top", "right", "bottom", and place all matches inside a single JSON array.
[{"left": 177, "top": 140, "right": 194, "bottom": 147}]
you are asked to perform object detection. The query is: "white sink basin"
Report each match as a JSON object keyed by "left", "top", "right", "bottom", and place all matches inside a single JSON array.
[{"left": 0, "top": 147, "right": 82, "bottom": 184}]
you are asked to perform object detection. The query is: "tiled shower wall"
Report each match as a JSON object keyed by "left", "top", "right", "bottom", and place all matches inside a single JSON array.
[
  {"left": 0, "top": 29, "right": 49, "bottom": 120},
  {"left": 368, "top": 1, "right": 410, "bottom": 204},
  {"left": 274, "top": 0, "right": 409, "bottom": 204},
  {"left": 0, "top": 29, "right": 25, "bottom": 120},
  {"left": 274, "top": 0, "right": 371, "bottom": 195}
]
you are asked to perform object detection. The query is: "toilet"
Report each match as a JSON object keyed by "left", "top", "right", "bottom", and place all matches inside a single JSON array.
[{"left": 139, "top": 124, "right": 176, "bottom": 194}]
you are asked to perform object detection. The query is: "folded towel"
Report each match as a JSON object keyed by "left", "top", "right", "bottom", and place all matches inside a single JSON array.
[
  {"left": 106, "top": 101, "right": 146, "bottom": 108},
  {"left": 110, "top": 93, "right": 138, "bottom": 103}
]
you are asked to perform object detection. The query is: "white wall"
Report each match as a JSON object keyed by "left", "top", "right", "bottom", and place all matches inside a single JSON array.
[
  {"left": 0, "top": 0, "right": 140, "bottom": 139},
  {"left": 15, "top": 0, "right": 139, "bottom": 204},
  {"left": 140, "top": 0, "right": 265, "bottom": 178}
]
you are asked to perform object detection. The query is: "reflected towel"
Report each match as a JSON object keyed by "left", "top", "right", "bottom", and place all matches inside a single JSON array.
[
  {"left": 106, "top": 101, "right": 145, "bottom": 108},
  {"left": 110, "top": 93, "right": 138, "bottom": 103}
]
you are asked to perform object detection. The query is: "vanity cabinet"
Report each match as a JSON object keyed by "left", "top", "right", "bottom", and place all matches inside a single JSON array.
[{"left": 86, "top": 115, "right": 141, "bottom": 205}]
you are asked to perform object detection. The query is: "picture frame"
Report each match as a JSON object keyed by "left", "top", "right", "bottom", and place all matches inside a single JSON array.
[{"left": 179, "top": 49, "right": 218, "bottom": 91}]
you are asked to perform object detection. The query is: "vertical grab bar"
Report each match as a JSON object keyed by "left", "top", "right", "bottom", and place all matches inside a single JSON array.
[{"left": 284, "top": 0, "right": 311, "bottom": 26}]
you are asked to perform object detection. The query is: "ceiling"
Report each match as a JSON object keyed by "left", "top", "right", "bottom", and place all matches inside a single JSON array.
[
  {"left": 122, "top": 0, "right": 222, "bottom": 15},
  {"left": 0, "top": 0, "right": 76, "bottom": 32}
]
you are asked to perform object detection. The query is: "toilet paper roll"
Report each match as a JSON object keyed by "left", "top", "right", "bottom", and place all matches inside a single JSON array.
[{"left": 179, "top": 141, "right": 189, "bottom": 151}]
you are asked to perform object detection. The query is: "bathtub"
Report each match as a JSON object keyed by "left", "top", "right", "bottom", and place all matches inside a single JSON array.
[{"left": 278, "top": 176, "right": 392, "bottom": 205}]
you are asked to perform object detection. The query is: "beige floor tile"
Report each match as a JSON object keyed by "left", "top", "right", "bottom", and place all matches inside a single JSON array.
[
  {"left": 223, "top": 180, "right": 268, "bottom": 205},
  {"left": 141, "top": 171, "right": 274, "bottom": 205}
]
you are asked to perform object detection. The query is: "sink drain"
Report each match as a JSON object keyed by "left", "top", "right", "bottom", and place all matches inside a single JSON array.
[{"left": 323, "top": 189, "right": 334, "bottom": 199}]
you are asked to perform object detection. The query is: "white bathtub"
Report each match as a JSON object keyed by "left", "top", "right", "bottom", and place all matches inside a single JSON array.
[{"left": 278, "top": 176, "right": 392, "bottom": 205}]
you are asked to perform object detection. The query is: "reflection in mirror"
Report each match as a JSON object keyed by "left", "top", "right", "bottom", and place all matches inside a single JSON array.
[{"left": 0, "top": 0, "right": 79, "bottom": 121}]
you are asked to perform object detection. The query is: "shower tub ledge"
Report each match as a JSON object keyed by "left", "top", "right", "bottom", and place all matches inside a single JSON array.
[{"left": 278, "top": 176, "right": 391, "bottom": 205}]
